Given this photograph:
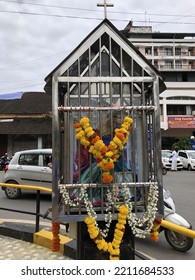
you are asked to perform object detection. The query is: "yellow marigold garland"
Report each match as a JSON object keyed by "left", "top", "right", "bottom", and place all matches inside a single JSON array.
[
  {"left": 73, "top": 116, "right": 133, "bottom": 183},
  {"left": 85, "top": 204, "right": 128, "bottom": 260}
]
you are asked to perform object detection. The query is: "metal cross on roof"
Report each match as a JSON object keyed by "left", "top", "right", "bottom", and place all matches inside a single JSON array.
[{"left": 97, "top": 0, "right": 114, "bottom": 19}]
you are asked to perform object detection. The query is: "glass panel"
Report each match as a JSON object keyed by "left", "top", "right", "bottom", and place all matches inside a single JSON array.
[
  {"left": 101, "top": 52, "right": 110, "bottom": 76},
  {"left": 19, "top": 154, "right": 39, "bottom": 166},
  {"left": 91, "top": 38, "right": 100, "bottom": 76},
  {"left": 79, "top": 49, "right": 89, "bottom": 76},
  {"left": 112, "top": 59, "right": 120, "bottom": 76},
  {"left": 122, "top": 83, "right": 132, "bottom": 105},
  {"left": 122, "top": 50, "right": 132, "bottom": 76},
  {"left": 112, "top": 82, "right": 120, "bottom": 98},
  {"left": 133, "top": 60, "right": 143, "bottom": 76},
  {"left": 91, "top": 57, "right": 100, "bottom": 76},
  {"left": 101, "top": 33, "right": 109, "bottom": 50},
  {"left": 69, "top": 60, "right": 78, "bottom": 76},
  {"left": 111, "top": 38, "right": 120, "bottom": 61},
  {"left": 111, "top": 38, "right": 121, "bottom": 76}
]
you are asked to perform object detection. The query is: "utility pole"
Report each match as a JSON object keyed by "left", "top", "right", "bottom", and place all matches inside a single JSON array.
[{"left": 97, "top": 0, "right": 114, "bottom": 19}]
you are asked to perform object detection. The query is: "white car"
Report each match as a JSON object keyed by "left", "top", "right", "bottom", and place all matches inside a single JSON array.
[
  {"left": 178, "top": 150, "right": 195, "bottom": 171},
  {"left": 161, "top": 150, "right": 183, "bottom": 170},
  {"left": 1, "top": 149, "right": 52, "bottom": 199}
]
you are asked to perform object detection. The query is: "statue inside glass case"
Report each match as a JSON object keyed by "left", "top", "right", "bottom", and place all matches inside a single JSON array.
[{"left": 72, "top": 112, "right": 141, "bottom": 205}]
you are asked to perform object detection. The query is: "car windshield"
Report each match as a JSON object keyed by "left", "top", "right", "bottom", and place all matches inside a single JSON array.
[
  {"left": 188, "top": 151, "right": 195, "bottom": 159},
  {"left": 162, "top": 151, "right": 171, "bottom": 158}
]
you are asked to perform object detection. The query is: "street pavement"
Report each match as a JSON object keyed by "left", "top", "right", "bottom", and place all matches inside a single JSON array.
[
  {"left": 0, "top": 217, "right": 73, "bottom": 260},
  {"left": 0, "top": 234, "right": 72, "bottom": 260}
]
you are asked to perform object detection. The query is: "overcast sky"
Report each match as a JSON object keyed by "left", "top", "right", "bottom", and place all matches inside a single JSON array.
[{"left": 0, "top": 0, "right": 195, "bottom": 95}]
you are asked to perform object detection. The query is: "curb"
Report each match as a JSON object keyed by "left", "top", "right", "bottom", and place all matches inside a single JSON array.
[
  {"left": 0, "top": 220, "right": 76, "bottom": 259},
  {"left": 34, "top": 229, "right": 77, "bottom": 259}
]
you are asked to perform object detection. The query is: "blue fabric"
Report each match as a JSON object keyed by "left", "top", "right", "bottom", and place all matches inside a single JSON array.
[{"left": 0, "top": 92, "right": 23, "bottom": 100}]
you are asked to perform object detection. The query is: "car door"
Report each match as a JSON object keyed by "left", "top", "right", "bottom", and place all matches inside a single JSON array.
[
  {"left": 39, "top": 153, "right": 52, "bottom": 189},
  {"left": 17, "top": 153, "right": 41, "bottom": 186},
  {"left": 178, "top": 152, "right": 188, "bottom": 168}
]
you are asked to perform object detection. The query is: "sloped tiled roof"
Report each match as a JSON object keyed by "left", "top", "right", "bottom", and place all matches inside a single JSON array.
[
  {"left": 0, "top": 92, "right": 52, "bottom": 115},
  {"left": 0, "top": 118, "right": 52, "bottom": 134}
]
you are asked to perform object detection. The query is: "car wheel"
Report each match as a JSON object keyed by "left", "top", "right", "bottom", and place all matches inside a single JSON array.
[
  {"left": 4, "top": 181, "right": 21, "bottom": 199},
  {"left": 187, "top": 164, "right": 192, "bottom": 171}
]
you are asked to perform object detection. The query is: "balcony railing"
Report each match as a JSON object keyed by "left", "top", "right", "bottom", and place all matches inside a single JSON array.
[
  {"left": 159, "top": 64, "right": 195, "bottom": 70},
  {"left": 151, "top": 51, "right": 195, "bottom": 57}
]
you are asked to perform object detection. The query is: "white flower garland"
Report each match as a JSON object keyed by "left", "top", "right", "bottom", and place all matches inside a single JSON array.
[
  {"left": 59, "top": 182, "right": 159, "bottom": 239},
  {"left": 60, "top": 185, "right": 115, "bottom": 237},
  {"left": 121, "top": 183, "right": 159, "bottom": 238}
]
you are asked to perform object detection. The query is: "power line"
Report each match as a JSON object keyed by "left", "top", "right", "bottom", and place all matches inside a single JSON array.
[
  {"left": 0, "top": 50, "right": 71, "bottom": 71},
  {"left": 1, "top": 0, "right": 195, "bottom": 18},
  {"left": 0, "top": 9, "right": 101, "bottom": 20},
  {"left": 0, "top": 9, "right": 195, "bottom": 25},
  {"left": 0, "top": 0, "right": 101, "bottom": 13}
]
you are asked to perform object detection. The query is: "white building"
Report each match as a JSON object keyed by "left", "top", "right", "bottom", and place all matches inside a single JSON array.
[{"left": 122, "top": 21, "right": 195, "bottom": 148}]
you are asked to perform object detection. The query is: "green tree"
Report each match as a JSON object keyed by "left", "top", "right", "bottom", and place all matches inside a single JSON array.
[{"left": 172, "top": 136, "right": 191, "bottom": 150}]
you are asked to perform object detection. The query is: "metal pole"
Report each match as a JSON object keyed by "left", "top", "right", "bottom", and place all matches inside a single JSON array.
[
  {"left": 35, "top": 190, "right": 40, "bottom": 232},
  {"left": 52, "top": 75, "right": 60, "bottom": 222}
]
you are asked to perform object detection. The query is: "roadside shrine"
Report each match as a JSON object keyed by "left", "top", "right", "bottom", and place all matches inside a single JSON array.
[{"left": 44, "top": 18, "right": 166, "bottom": 260}]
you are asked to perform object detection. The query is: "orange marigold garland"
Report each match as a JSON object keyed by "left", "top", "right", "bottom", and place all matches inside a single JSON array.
[
  {"left": 73, "top": 116, "right": 133, "bottom": 183},
  {"left": 85, "top": 204, "right": 128, "bottom": 260},
  {"left": 149, "top": 217, "right": 163, "bottom": 241},
  {"left": 52, "top": 222, "right": 60, "bottom": 252}
]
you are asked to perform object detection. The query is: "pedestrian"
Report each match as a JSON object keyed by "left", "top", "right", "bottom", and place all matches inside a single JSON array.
[{"left": 170, "top": 147, "right": 178, "bottom": 171}]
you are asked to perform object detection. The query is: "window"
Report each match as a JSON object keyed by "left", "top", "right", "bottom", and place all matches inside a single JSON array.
[
  {"left": 165, "top": 48, "right": 173, "bottom": 56},
  {"left": 178, "top": 151, "right": 187, "bottom": 159},
  {"left": 145, "top": 47, "right": 152, "bottom": 55},
  {"left": 154, "top": 61, "right": 158, "bottom": 68},
  {"left": 164, "top": 60, "right": 173, "bottom": 69},
  {"left": 154, "top": 47, "right": 158, "bottom": 56},
  {"left": 42, "top": 154, "right": 52, "bottom": 167},
  {"left": 167, "top": 105, "right": 186, "bottom": 115},
  {"left": 19, "top": 154, "right": 39, "bottom": 166},
  {"left": 175, "top": 60, "right": 182, "bottom": 69},
  {"left": 175, "top": 48, "right": 181, "bottom": 55}
]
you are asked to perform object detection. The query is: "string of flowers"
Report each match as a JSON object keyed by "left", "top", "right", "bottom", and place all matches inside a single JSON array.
[
  {"left": 60, "top": 181, "right": 159, "bottom": 240},
  {"left": 60, "top": 184, "right": 116, "bottom": 238},
  {"left": 73, "top": 116, "right": 133, "bottom": 183},
  {"left": 85, "top": 204, "right": 128, "bottom": 260},
  {"left": 121, "top": 182, "right": 159, "bottom": 238}
]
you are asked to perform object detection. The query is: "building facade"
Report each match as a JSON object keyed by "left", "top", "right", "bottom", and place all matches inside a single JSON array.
[
  {"left": 122, "top": 22, "right": 195, "bottom": 148},
  {"left": 0, "top": 92, "right": 52, "bottom": 157}
]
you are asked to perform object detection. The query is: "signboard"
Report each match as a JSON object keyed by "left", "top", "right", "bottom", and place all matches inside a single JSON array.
[{"left": 168, "top": 116, "right": 195, "bottom": 128}]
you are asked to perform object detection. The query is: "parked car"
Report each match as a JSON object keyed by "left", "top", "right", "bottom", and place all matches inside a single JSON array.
[
  {"left": 178, "top": 150, "right": 195, "bottom": 171},
  {"left": 0, "top": 149, "right": 52, "bottom": 199},
  {"left": 161, "top": 150, "right": 183, "bottom": 170}
]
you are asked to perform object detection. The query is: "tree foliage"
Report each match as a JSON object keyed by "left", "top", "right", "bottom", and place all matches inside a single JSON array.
[{"left": 172, "top": 136, "right": 192, "bottom": 150}]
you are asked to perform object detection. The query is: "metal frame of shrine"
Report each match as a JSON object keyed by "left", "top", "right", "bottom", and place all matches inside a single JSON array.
[{"left": 44, "top": 15, "right": 166, "bottom": 259}]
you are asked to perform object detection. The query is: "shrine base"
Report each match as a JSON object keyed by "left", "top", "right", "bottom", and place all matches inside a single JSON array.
[{"left": 77, "top": 220, "right": 135, "bottom": 260}]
